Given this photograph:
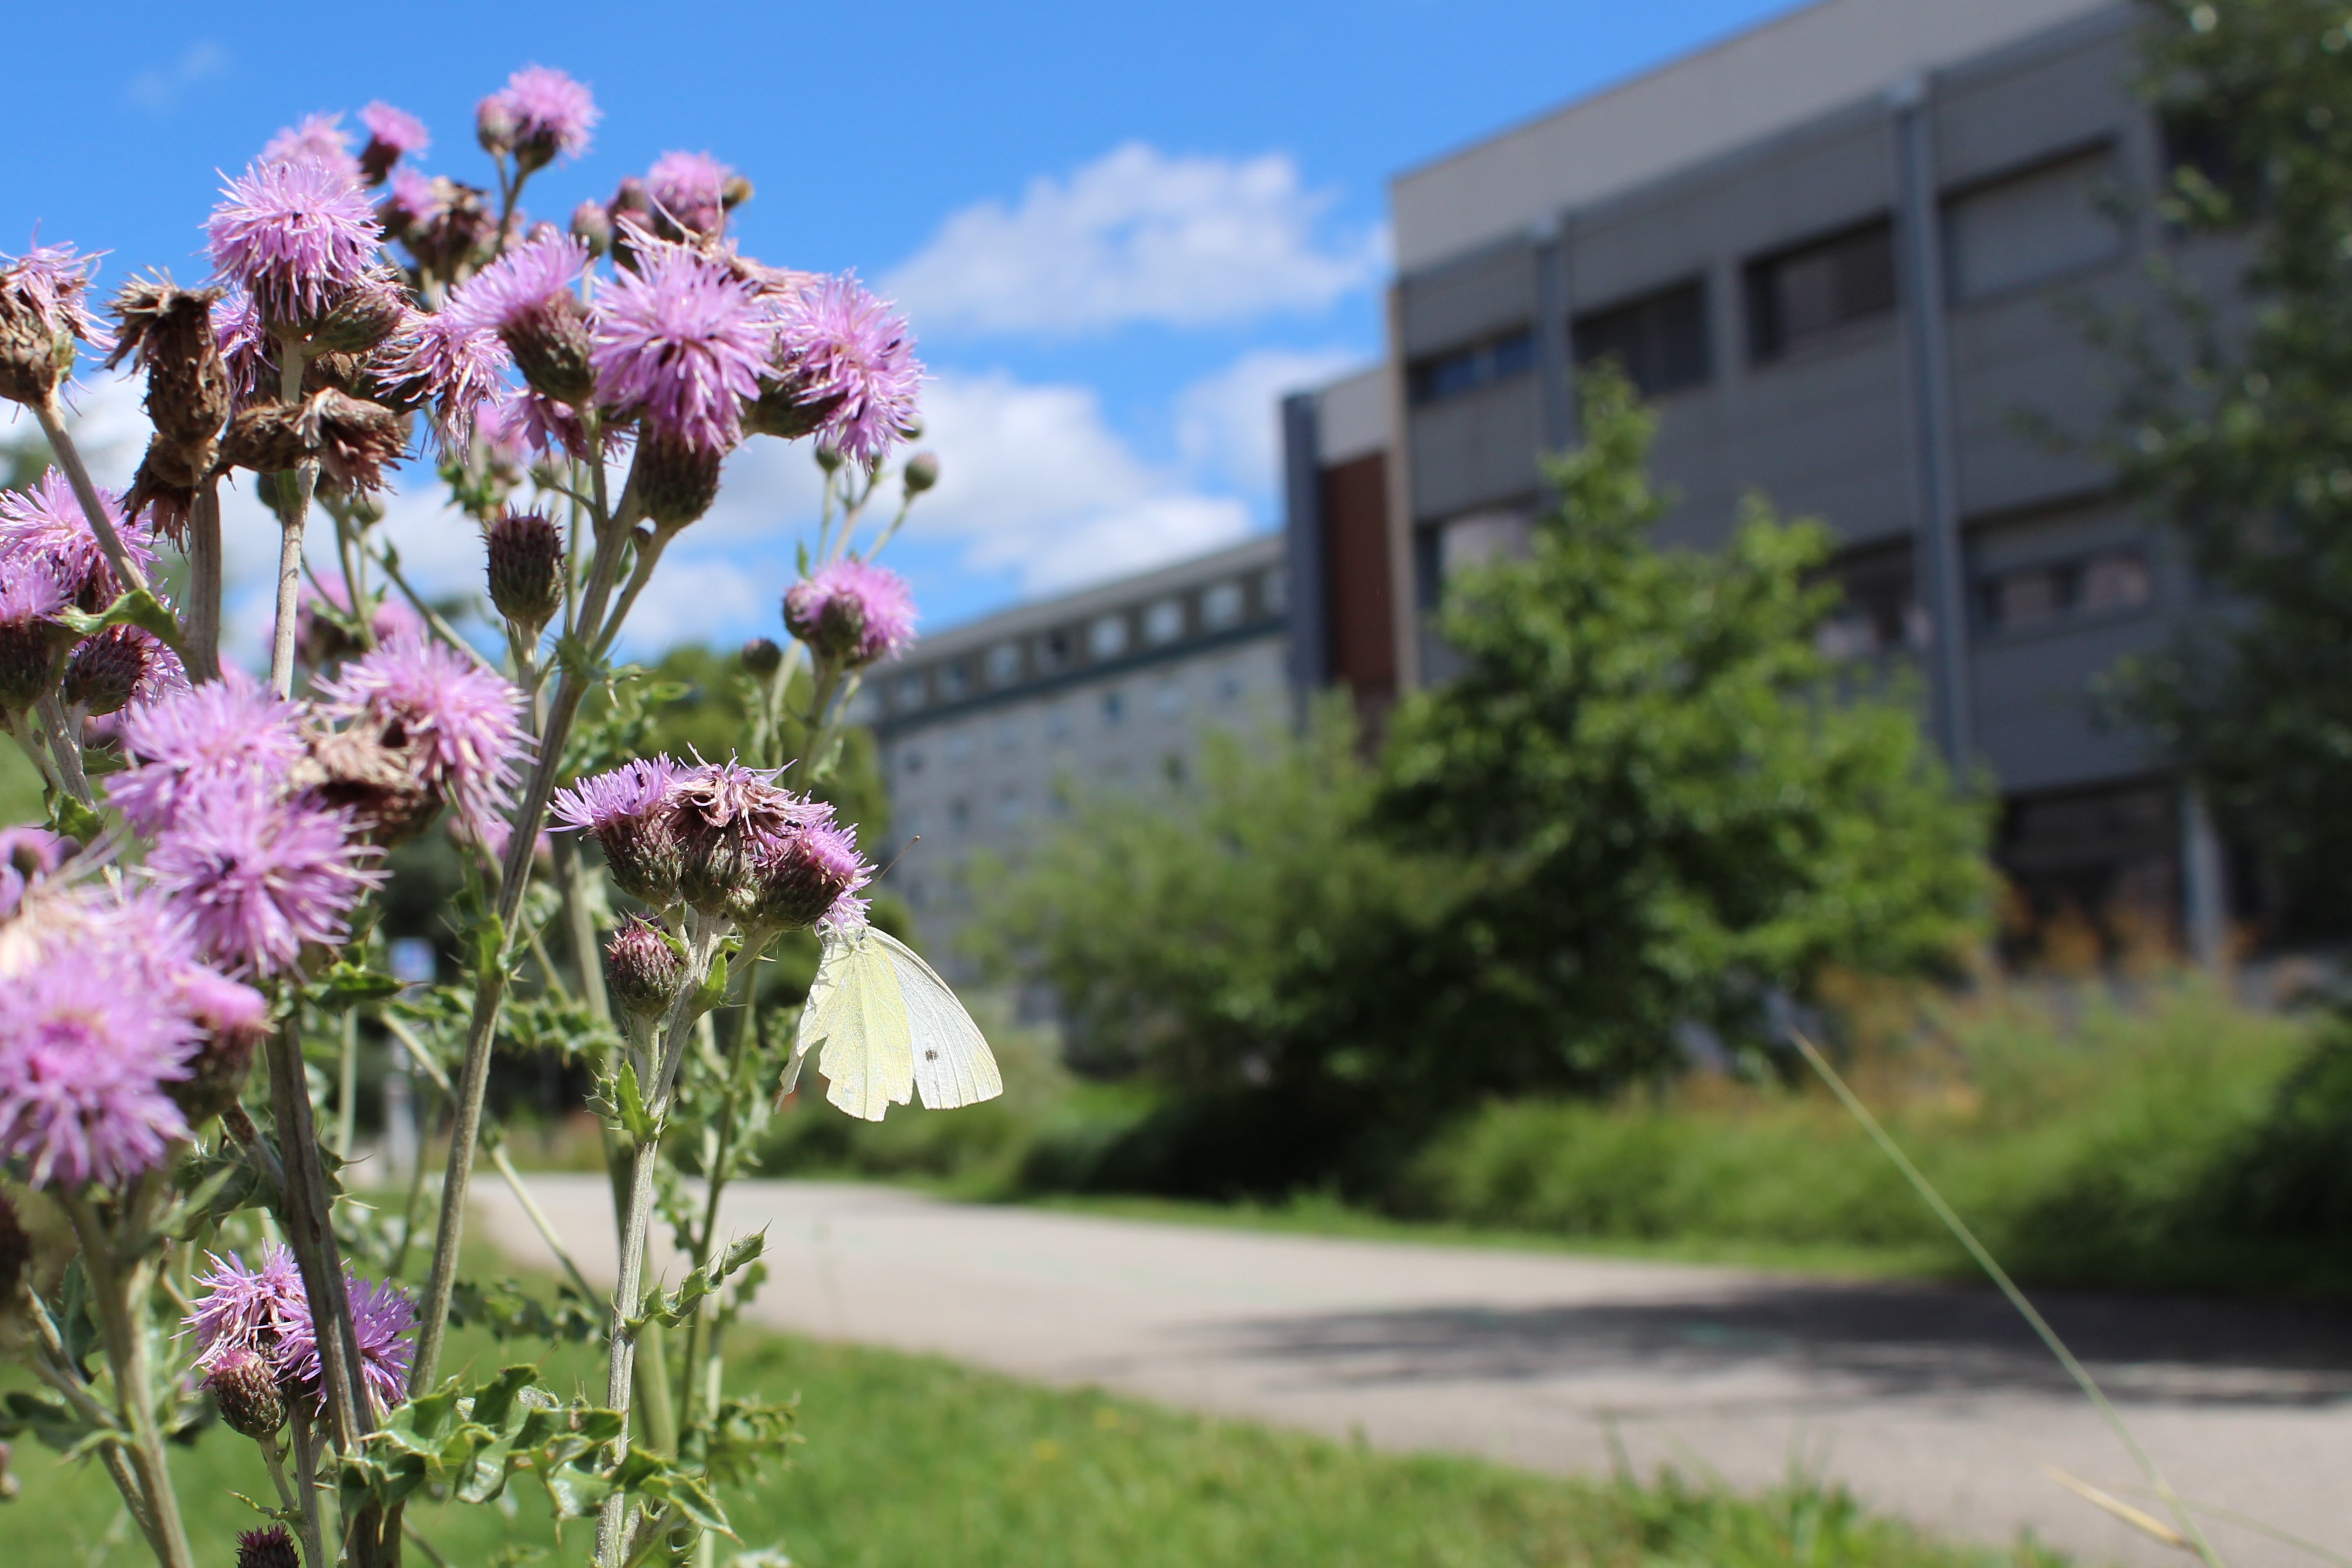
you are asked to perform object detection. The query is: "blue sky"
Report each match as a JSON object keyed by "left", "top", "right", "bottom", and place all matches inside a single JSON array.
[{"left": 1, "top": 0, "right": 1799, "bottom": 654}]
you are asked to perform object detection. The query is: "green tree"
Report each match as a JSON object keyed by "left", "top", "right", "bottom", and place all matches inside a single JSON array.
[
  {"left": 2093, "top": 0, "right": 2352, "bottom": 933},
  {"left": 1379, "top": 371, "right": 1991, "bottom": 1086},
  {"left": 977, "top": 374, "right": 1989, "bottom": 1188}
]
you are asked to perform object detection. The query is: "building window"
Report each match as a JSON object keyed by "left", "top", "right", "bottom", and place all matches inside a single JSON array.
[
  {"left": 1979, "top": 548, "right": 2153, "bottom": 632},
  {"left": 898, "top": 746, "right": 925, "bottom": 776},
  {"left": 1407, "top": 325, "right": 1537, "bottom": 405},
  {"left": 1814, "top": 540, "right": 1921, "bottom": 660},
  {"left": 1038, "top": 627, "right": 1073, "bottom": 671},
  {"left": 1202, "top": 581, "right": 1243, "bottom": 629},
  {"left": 1143, "top": 597, "right": 1184, "bottom": 645},
  {"left": 948, "top": 797, "right": 971, "bottom": 832},
  {"left": 938, "top": 661, "right": 969, "bottom": 700},
  {"left": 1572, "top": 279, "right": 1710, "bottom": 398},
  {"left": 1089, "top": 613, "right": 1128, "bottom": 659},
  {"left": 1746, "top": 220, "right": 1897, "bottom": 363},
  {"left": 985, "top": 642, "right": 1021, "bottom": 686},
  {"left": 1260, "top": 566, "right": 1286, "bottom": 614},
  {"left": 1946, "top": 148, "right": 2121, "bottom": 302},
  {"left": 895, "top": 672, "right": 926, "bottom": 709},
  {"left": 1102, "top": 689, "right": 1124, "bottom": 726}
]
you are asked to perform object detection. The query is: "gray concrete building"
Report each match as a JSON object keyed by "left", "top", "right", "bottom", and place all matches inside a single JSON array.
[
  {"left": 1284, "top": 0, "right": 2238, "bottom": 952},
  {"left": 864, "top": 536, "right": 1291, "bottom": 964}
]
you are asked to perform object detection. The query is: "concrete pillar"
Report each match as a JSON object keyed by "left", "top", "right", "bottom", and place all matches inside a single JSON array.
[{"left": 1889, "top": 74, "right": 1975, "bottom": 772}]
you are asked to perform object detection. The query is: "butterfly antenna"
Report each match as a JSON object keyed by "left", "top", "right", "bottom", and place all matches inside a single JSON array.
[{"left": 876, "top": 835, "right": 920, "bottom": 880}]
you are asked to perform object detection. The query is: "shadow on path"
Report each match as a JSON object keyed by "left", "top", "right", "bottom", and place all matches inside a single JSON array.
[{"left": 1204, "top": 1282, "right": 2352, "bottom": 1405}]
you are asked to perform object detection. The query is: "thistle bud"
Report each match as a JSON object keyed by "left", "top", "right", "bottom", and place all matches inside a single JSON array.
[
  {"left": 0, "top": 1187, "right": 29, "bottom": 1304},
  {"left": 237, "top": 1526, "right": 301, "bottom": 1568},
  {"left": 63, "top": 625, "right": 153, "bottom": 715},
  {"left": 501, "top": 289, "right": 595, "bottom": 404},
  {"left": 0, "top": 602, "right": 69, "bottom": 715},
  {"left": 815, "top": 443, "right": 845, "bottom": 473},
  {"left": 571, "top": 199, "right": 614, "bottom": 258},
  {"left": 736, "top": 823, "right": 866, "bottom": 932},
  {"left": 217, "top": 402, "right": 319, "bottom": 475},
  {"left": 208, "top": 1349, "right": 289, "bottom": 1440},
  {"left": 740, "top": 637, "right": 782, "bottom": 678},
  {"left": 107, "top": 276, "right": 228, "bottom": 447},
  {"left": 308, "top": 275, "right": 408, "bottom": 356},
  {"left": 485, "top": 511, "right": 566, "bottom": 632},
  {"left": 639, "top": 436, "right": 723, "bottom": 529},
  {"left": 167, "top": 1023, "right": 260, "bottom": 1127},
  {"left": 476, "top": 98, "right": 518, "bottom": 157},
  {"left": 902, "top": 450, "right": 939, "bottom": 495},
  {"left": 604, "top": 918, "right": 685, "bottom": 1025}
]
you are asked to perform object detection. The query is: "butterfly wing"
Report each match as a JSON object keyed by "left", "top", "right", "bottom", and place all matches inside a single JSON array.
[
  {"left": 816, "top": 929, "right": 916, "bottom": 1122},
  {"left": 781, "top": 923, "right": 855, "bottom": 1098},
  {"left": 877, "top": 930, "right": 1004, "bottom": 1110}
]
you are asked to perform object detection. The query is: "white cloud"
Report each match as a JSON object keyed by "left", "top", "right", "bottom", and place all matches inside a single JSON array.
[
  {"left": 1175, "top": 346, "right": 1362, "bottom": 495},
  {"left": 903, "top": 370, "right": 1254, "bottom": 594},
  {"left": 884, "top": 143, "right": 1382, "bottom": 336},
  {"left": 126, "top": 42, "right": 230, "bottom": 115}
]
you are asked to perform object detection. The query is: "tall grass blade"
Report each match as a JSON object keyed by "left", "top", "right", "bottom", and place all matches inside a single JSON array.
[
  {"left": 2038, "top": 1463, "right": 2190, "bottom": 1550},
  {"left": 1788, "top": 1029, "right": 2227, "bottom": 1568}
]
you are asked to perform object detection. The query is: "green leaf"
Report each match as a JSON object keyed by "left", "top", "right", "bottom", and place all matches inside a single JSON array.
[
  {"left": 59, "top": 587, "right": 184, "bottom": 650},
  {"left": 312, "top": 962, "right": 403, "bottom": 1011},
  {"left": 589, "top": 1061, "right": 660, "bottom": 1145},
  {"left": 45, "top": 793, "right": 105, "bottom": 847},
  {"left": 691, "top": 951, "right": 730, "bottom": 1018}
]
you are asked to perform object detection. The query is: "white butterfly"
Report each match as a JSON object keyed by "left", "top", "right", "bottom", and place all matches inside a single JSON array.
[{"left": 781, "top": 922, "right": 1003, "bottom": 1122}]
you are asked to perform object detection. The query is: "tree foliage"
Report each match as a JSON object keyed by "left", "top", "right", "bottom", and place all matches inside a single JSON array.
[
  {"left": 980, "top": 373, "right": 1989, "bottom": 1173},
  {"left": 2100, "top": 0, "right": 2352, "bottom": 930}
]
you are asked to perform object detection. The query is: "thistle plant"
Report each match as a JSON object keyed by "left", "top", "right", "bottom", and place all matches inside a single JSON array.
[{"left": 0, "top": 66, "right": 965, "bottom": 1568}]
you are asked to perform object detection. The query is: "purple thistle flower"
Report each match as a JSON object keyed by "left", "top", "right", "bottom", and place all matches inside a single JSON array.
[
  {"left": 551, "top": 756, "right": 682, "bottom": 835},
  {"left": 552, "top": 756, "right": 685, "bottom": 906},
  {"left": 0, "top": 948, "right": 195, "bottom": 1188},
  {"left": 388, "top": 309, "right": 512, "bottom": 453},
  {"left": 206, "top": 158, "right": 384, "bottom": 330},
  {"left": 771, "top": 275, "right": 923, "bottom": 465},
  {"left": 187, "top": 1245, "right": 308, "bottom": 1369},
  {"left": 358, "top": 103, "right": 429, "bottom": 184},
  {"left": 0, "top": 241, "right": 115, "bottom": 381},
  {"left": 383, "top": 167, "right": 444, "bottom": 231},
  {"left": 260, "top": 113, "right": 359, "bottom": 178},
  {"left": 109, "top": 668, "right": 308, "bottom": 835},
  {"left": 279, "top": 1270, "right": 416, "bottom": 1414},
  {"left": 447, "top": 232, "right": 587, "bottom": 336},
  {"left": 741, "top": 811, "right": 872, "bottom": 931},
  {"left": 210, "top": 284, "right": 276, "bottom": 409},
  {"left": 646, "top": 151, "right": 731, "bottom": 237},
  {"left": 782, "top": 557, "right": 918, "bottom": 668},
  {"left": 591, "top": 244, "right": 773, "bottom": 454},
  {"left": 144, "top": 774, "right": 383, "bottom": 977},
  {"left": 315, "top": 632, "right": 530, "bottom": 839},
  {"left": 0, "top": 470, "right": 159, "bottom": 609},
  {"left": 0, "top": 560, "right": 67, "bottom": 622},
  {"left": 485, "top": 65, "right": 599, "bottom": 167}
]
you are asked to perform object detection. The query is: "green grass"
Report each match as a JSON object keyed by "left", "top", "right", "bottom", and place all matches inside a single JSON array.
[
  {"left": 1009, "top": 1190, "right": 1957, "bottom": 1280},
  {"left": 13, "top": 1325, "right": 2056, "bottom": 1568}
]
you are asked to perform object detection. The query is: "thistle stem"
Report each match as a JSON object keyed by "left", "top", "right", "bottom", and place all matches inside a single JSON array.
[
  {"left": 596, "top": 916, "right": 722, "bottom": 1568},
  {"left": 33, "top": 395, "right": 153, "bottom": 599},
  {"left": 264, "top": 1014, "right": 370, "bottom": 1454},
  {"left": 268, "top": 338, "right": 317, "bottom": 698},
  {"left": 187, "top": 485, "right": 224, "bottom": 682},
  {"left": 287, "top": 1406, "right": 331, "bottom": 1568},
  {"left": 35, "top": 694, "right": 93, "bottom": 808},
  {"left": 412, "top": 441, "right": 644, "bottom": 1393},
  {"left": 59, "top": 1194, "right": 195, "bottom": 1568}
]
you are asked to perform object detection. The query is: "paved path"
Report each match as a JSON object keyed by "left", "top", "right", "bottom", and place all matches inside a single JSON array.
[{"left": 476, "top": 1176, "right": 2352, "bottom": 1566}]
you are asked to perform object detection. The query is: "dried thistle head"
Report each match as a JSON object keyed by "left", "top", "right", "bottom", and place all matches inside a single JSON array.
[{"left": 108, "top": 273, "right": 230, "bottom": 447}]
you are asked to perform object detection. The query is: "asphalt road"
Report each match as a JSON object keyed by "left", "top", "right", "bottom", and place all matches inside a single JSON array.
[{"left": 473, "top": 1175, "right": 2352, "bottom": 1566}]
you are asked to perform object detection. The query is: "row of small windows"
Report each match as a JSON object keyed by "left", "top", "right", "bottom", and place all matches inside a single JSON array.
[
  {"left": 1411, "top": 146, "right": 2125, "bottom": 405},
  {"left": 887, "top": 568, "right": 1282, "bottom": 715},
  {"left": 1807, "top": 536, "right": 2157, "bottom": 661},
  {"left": 891, "top": 668, "right": 1254, "bottom": 777}
]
